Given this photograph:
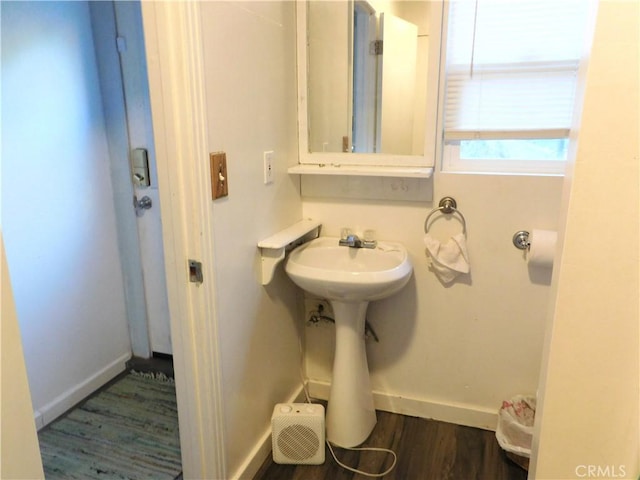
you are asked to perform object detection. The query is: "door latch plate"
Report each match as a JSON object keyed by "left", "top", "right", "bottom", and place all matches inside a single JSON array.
[{"left": 188, "top": 260, "right": 203, "bottom": 284}]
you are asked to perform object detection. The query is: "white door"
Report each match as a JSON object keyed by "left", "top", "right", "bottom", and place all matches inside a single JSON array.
[
  {"left": 377, "top": 13, "right": 418, "bottom": 155},
  {"left": 352, "top": 2, "right": 378, "bottom": 153},
  {"left": 114, "top": 2, "right": 172, "bottom": 355}
]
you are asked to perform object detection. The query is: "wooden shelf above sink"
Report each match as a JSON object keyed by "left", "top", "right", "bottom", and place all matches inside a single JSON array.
[{"left": 288, "top": 164, "right": 434, "bottom": 178}]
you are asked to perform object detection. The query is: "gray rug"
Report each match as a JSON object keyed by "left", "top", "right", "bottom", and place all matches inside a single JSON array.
[{"left": 38, "top": 371, "right": 181, "bottom": 479}]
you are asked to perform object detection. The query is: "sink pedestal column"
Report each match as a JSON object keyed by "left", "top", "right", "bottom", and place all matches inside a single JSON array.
[{"left": 326, "top": 300, "right": 376, "bottom": 447}]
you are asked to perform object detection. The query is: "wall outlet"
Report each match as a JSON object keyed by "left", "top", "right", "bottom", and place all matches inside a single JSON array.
[
  {"left": 263, "top": 151, "right": 274, "bottom": 184},
  {"left": 303, "top": 296, "right": 379, "bottom": 342}
]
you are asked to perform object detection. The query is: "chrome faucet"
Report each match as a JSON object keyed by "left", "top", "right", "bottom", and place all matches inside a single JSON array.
[
  {"left": 339, "top": 232, "right": 377, "bottom": 249},
  {"left": 339, "top": 234, "right": 362, "bottom": 248}
]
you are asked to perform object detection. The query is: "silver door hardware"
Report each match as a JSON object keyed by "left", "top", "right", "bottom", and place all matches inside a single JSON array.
[
  {"left": 134, "top": 195, "right": 152, "bottom": 216},
  {"left": 132, "top": 148, "right": 150, "bottom": 187},
  {"left": 188, "top": 260, "right": 203, "bottom": 284},
  {"left": 370, "top": 40, "right": 383, "bottom": 55},
  {"left": 116, "top": 36, "right": 127, "bottom": 53}
]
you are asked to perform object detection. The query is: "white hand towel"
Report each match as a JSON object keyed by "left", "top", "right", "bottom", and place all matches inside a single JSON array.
[{"left": 423, "top": 233, "right": 470, "bottom": 283}]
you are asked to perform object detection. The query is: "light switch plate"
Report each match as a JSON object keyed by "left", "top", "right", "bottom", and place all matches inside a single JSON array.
[{"left": 210, "top": 152, "right": 228, "bottom": 199}]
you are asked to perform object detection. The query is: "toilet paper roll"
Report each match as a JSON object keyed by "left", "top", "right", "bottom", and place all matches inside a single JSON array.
[{"left": 528, "top": 229, "right": 557, "bottom": 268}]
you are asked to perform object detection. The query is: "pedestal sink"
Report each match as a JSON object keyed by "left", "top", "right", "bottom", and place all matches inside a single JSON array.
[{"left": 285, "top": 236, "right": 413, "bottom": 447}]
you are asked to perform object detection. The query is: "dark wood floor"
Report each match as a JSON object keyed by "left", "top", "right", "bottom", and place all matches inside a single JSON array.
[{"left": 254, "top": 410, "right": 527, "bottom": 480}]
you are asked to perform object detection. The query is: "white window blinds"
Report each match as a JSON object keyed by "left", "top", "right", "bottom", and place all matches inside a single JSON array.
[{"left": 444, "top": 0, "right": 591, "bottom": 141}]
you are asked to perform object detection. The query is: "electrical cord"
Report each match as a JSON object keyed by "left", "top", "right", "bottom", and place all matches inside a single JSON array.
[
  {"left": 326, "top": 441, "right": 397, "bottom": 478},
  {"left": 297, "top": 330, "right": 397, "bottom": 477}
]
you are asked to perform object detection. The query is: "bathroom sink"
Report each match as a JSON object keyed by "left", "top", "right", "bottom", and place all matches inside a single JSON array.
[
  {"left": 285, "top": 236, "right": 413, "bottom": 447},
  {"left": 285, "top": 236, "right": 412, "bottom": 302}
]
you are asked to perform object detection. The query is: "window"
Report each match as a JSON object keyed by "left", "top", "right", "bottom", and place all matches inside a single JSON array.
[{"left": 441, "top": 0, "right": 592, "bottom": 174}]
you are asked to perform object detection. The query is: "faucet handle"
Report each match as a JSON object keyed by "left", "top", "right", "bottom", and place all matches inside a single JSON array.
[
  {"left": 340, "top": 227, "right": 352, "bottom": 240},
  {"left": 362, "top": 229, "right": 377, "bottom": 248}
]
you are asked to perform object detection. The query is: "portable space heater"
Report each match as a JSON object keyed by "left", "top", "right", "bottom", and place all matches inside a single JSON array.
[{"left": 271, "top": 403, "right": 325, "bottom": 465}]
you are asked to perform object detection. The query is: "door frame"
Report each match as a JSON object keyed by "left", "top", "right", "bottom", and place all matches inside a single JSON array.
[{"left": 141, "top": 3, "right": 226, "bottom": 478}]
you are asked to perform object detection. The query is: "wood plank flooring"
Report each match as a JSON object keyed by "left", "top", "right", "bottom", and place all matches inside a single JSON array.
[{"left": 253, "top": 410, "right": 527, "bottom": 480}]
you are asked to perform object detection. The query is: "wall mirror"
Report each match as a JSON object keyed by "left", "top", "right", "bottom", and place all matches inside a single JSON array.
[{"left": 293, "top": 0, "right": 443, "bottom": 175}]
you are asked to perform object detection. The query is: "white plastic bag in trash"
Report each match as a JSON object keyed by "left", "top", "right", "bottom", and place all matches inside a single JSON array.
[{"left": 495, "top": 395, "right": 536, "bottom": 458}]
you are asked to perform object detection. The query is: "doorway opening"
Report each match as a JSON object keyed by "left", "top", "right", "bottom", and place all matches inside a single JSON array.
[{"left": 1, "top": 0, "right": 179, "bottom": 476}]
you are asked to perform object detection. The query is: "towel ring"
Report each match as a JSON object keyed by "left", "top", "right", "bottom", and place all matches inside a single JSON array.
[{"left": 424, "top": 197, "right": 467, "bottom": 234}]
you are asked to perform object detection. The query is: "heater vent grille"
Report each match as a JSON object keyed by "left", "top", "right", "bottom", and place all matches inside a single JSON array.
[
  {"left": 277, "top": 424, "right": 319, "bottom": 461},
  {"left": 271, "top": 403, "right": 325, "bottom": 465}
]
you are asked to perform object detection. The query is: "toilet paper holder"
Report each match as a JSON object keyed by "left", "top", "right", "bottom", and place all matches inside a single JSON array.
[{"left": 512, "top": 230, "right": 530, "bottom": 250}]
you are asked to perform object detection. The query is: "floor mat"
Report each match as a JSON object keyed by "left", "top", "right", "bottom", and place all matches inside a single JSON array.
[{"left": 38, "top": 371, "right": 181, "bottom": 479}]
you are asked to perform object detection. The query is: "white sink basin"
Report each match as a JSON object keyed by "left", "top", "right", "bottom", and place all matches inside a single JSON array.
[
  {"left": 285, "top": 236, "right": 412, "bottom": 302},
  {"left": 285, "top": 236, "right": 413, "bottom": 447}
]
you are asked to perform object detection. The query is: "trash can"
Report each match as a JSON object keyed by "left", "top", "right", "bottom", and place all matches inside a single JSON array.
[{"left": 495, "top": 395, "right": 536, "bottom": 470}]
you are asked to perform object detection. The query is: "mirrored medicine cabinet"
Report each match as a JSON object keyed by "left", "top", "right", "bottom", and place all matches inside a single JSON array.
[{"left": 291, "top": 0, "right": 444, "bottom": 177}]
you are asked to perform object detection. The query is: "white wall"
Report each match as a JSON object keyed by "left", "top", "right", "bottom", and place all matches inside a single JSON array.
[
  {"left": 1, "top": 1, "right": 131, "bottom": 427},
  {"left": 302, "top": 173, "right": 563, "bottom": 427},
  {"left": 198, "top": 2, "right": 303, "bottom": 476},
  {"left": 307, "top": 1, "right": 351, "bottom": 152},
  {"left": 532, "top": 1, "right": 639, "bottom": 478},
  {"left": 397, "top": 1, "right": 430, "bottom": 155}
]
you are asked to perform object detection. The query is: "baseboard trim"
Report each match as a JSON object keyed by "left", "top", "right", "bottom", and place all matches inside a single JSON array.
[
  {"left": 307, "top": 379, "right": 498, "bottom": 432},
  {"left": 233, "top": 380, "right": 499, "bottom": 479},
  {"left": 34, "top": 352, "right": 131, "bottom": 430},
  {"left": 230, "top": 385, "right": 306, "bottom": 480}
]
